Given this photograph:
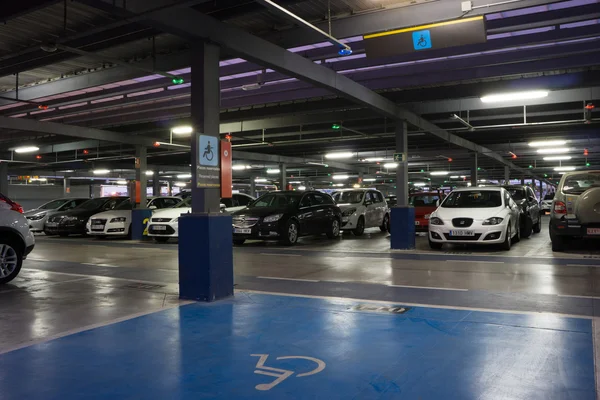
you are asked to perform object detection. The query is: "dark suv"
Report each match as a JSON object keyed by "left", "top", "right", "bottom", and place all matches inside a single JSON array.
[{"left": 503, "top": 185, "right": 542, "bottom": 238}]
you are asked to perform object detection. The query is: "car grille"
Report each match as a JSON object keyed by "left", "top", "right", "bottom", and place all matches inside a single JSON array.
[
  {"left": 91, "top": 219, "right": 107, "bottom": 225},
  {"left": 232, "top": 216, "right": 259, "bottom": 228},
  {"left": 443, "top": 233, "right": 482, "bottom": 241},
  {"left": 149, "top": 225, "right": 175, "bottom": 235},
  {"left": 452, "top": 218, "right": 473, "bottom": 228},
  {"left": 152, "top": 218, "right": 172, "bottom": 222},
  {"left": 48, "top": 215, "right": 64, "bottom": 223}
]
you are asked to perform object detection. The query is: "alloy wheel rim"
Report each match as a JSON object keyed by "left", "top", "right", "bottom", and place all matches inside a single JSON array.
[
  {"left": 0, "top": 244, "right": 18, "bottom": 278},
  {"left": 333, "top": 220, "right": 340, "bottom": 236},
  {"left": 508, "top": 225, "right": 511, "bottom": 246},
  {"left": 289, "top": 224, "right": 298, "bottom": 242}
]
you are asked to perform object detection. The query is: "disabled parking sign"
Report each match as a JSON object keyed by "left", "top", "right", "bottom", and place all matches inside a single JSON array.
[
  {"left": 412, "top": 30, "right": 432, "bottom": 50},
  {"left": 199, "top": 135, "right": 218, "bottom": 167}
]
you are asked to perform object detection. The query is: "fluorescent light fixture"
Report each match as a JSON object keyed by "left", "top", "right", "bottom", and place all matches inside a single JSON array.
[
  {"left": 14, "top": 146, "right": 39, "bottom": 153},
  {"left": 383, "top": 163, "right": 398, "bottom": 169},
  {"left": 537, "top": 148, "right": 570, "bottom": 154},
  {"left": 298, "top": 186, "right": 306, "bottom": 191},
  {"left": 266, "top": 169, "right": 280, "bottom": 174},
  {"left": 289, "top": 181, "right": 301, "bottom": 184},
  {"left": 543, "top": 156, "right": 572, "bottom": 161},
  {"left": 30, "top": 178, "right": 47, "bottom": 182},
  {"left": 364, "top": 157, "right": 385, "bottom": 162},
  {"left": 177, "top": 174, "right": 192, "bottom": 179},
  {"left": 414, "top": 183, "right": 426, "bottom": 187},
  {"left": 332, "top": 175, "right": 349, "bottom": 180},
  {"left": 450, "top": 175, "right": 459, "bottom": 179},
  {"left": 174, "top": 182, "right": 187, "bottom": 187},
  {"left": 59, "top": 170, "right": 74, "bottom": 173},
  {"left": 325, "top": 152, "right": 353, "bottom": 159},
  {"left": 145, "top": 171, "right": 154, "bottom": 176},
  {"left": 116, "top": 180, "right": 127, "bottom": 185},
  {"left": 171, "top": 126, "right": 193, "bottom": 135},
  {"left": 554, "top": 166, "right": 576, "bottom": 171},
  {"left": 307, "top": 162, "right": 329, "bottom": 167},
  {"left": 363, "top": 178, "right": 377, "bottom": 182},
  {"left": 430, "top": 171, "right": 449, "bottom": 176},
  {"left": 232, "top": 165, "right": 249, "bottom": 171},
  {"left": 353, "top": 183, "right": 361, "bottom": 188},
  {"left": 93, "top": 169, "right": 110, "bottom": 175},
  {"left": 334, "top": 183, "right": 344, "bottom": 187},
  {"left": 528, "top": 140, "right": 566, "bottom": 147},
  {"left": 255, "top": 178, "right": 267, "bottom": 182},
  {"left": 481, "top": 90, "right": 548, "bottom": 103},
  {"left": 479, "top": 179, "right": 487, "bottom": 182}
]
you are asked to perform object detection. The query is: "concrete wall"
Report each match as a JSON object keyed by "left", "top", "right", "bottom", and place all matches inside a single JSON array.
[{"left": 7, "top": 184, "right": 90, "bottom": 211}]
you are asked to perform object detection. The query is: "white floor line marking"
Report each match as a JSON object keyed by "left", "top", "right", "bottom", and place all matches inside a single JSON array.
[
  {"left": 592, "top": 317, "right": 600, "bottom": 399},
  {"left": 567, "top": 264, "right": 600, "bottom": 268},
  {"left": 0, "top": 301, "right": 193, "bottom": 355},
  {"left": 26, "top": 257, "right": 48, "bottom": 262},
  {"left": 557, "top": 294, "right": 600, "bottom": 299},
  {"left": 257, "top": 276, "right": 319, "bottom": 283},
  {"left": 22, "top": 268, "right": 176, "bottom": 286},
  {"left": 446, "top": 260, "right": 505, "bottom": 264},
  {"left": 259, "top": 253, "right": 302, "bottom": 257},
  {"left": 82, "top": 263, "right": 120, "bottom": 268},
  {"left": 388, "top": 284, "right": 468, "bottom": 292},
  {"left": 236, "top": 289, "right": 593, "bottom": 319}
]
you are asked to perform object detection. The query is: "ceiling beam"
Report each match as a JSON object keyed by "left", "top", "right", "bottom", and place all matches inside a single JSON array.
[{"left": 234, "top": 150, "right": 367, "bottom": 173}]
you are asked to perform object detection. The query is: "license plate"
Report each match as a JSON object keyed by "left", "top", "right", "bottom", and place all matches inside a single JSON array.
[
  {"left": 587, "top": 228, "right": 600, "bottom": 235},
  {"left": 46, "top": 222, "right": 58, "bottom": 227},
  {"left": 234, "top": 228, "right": 251, "bottom": 234},
  {"left": 92, "top": 226, "right": 105, "bottom": 231},
  {"left": 449, "top": 230, "right": 475, "bottom": 237},
  {"left": 415, "top": 221, "right": 420, "bottom": 226},
  {"left": 153, "top": 225, "right": 167, "bottom": 231}
]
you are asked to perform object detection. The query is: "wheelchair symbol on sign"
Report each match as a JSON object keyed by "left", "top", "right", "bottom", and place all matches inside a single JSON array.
[
  {"left": 417, "top": 34, "right": 428, "bottom": 47},
  {"left": 251, "top": 354, "right": 326, "bottom": 391},
  {"left": 203, "top": 141, "right": 214, "bottom": 161}
]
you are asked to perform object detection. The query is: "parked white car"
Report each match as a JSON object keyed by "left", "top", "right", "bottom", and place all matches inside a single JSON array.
[
  {"left": 540, "top": 193, "right": 554, "bottom": 214},
  {"left": 332, "top": 189, "right": 390, "bottom": 235},
  {"left": 24, "top": 198, "right": 89, "bottom": 232},
  {"left": 148, "top": 194, "right": 255, "bottom": 242},
  {"left": 0, "top": 209, "right": 35, "bottom": 284},
  {"left": 86, "top": 196, "right": 181, "bottom": 237},
  {"left": 428, "top": 187, "right": 520, "bottom": 250}
]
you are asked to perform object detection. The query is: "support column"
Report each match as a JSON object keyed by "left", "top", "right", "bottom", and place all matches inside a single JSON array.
[
  {"left": 390, "top": 120, "right": 415, "bottom": 249},
  {"left": 521, "top": 177, "right": 525, "bottom": 185},
  {"left": 279, "top": 163, "right": 287, "bottom": 190},
  {"left": 249, "top": 176, "right": 256, "bottom": 198},
  {"left": 0, "top": 163, "right": 7, "bottom": 195},
  {"left": 63, "top": 176, "right": 71, "bottom": 196},
  {"left": 470, "top": 153, "right": 478, "bottom": 187},
  {"left": 152, "top": 170, "right": 160, "bottom": 197},
  {"left": 131, "top": 145, "right": 151, "bottom": 241},
  {"left": 179, "top": 42, "right": 233, "bottom": 302},
  {"left": 504, "top": 166, "right": 510, "bottom": 185}
]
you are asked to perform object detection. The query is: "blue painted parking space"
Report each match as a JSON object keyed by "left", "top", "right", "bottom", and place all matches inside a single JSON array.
[{"left": 0, "top": 292, "right": 594, "bottom": 399}]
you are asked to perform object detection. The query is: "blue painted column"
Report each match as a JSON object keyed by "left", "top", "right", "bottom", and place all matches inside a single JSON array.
[
  {"left": 178, "top": 42, "right": 233, "bottom": 302},
  {"left": 131, "top": 209, "right": 152, "bottom": 240},
  {"left": 391, "top": 120, "right": 415, "bottom": 249}
]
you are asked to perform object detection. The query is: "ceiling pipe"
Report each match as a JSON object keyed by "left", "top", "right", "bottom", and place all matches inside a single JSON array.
[{"left": 450, "top": 114, "right": 475, "bottom": 131}]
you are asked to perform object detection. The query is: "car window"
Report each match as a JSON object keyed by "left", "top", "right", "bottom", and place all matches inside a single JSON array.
[
  {"left": 235, "top": 194, "right": 253, "bottom": 206},
  {"left": 333, "top": 191, "right": 364, "bottom": 204},
  {"left": 543, "top": 194, "right": 554, "bottom": 200},
  {"left": 299, "top": 194, "right": 313, "bottom": 208},
  {"left": 39, "top": 199, "right": 69, "bottom": 210},
  {"left": 60, "top": 200, "right": 84, "bottom": 211},
  {"left": 442, "top": 190, "right": 503, "bottom": 208},
  {"left": 103, "top": 199, "right": 119, "bottom": 210},
  {"left": 312, "top": 193, "right": 333, "bottom": 205},
  {"left": 410, "top": 195, "right": 439, "bottom": 207},
  {"left": 115, "top": 201, "right": 134, "bottom": 210},
  {"left": 374, "top": 192, "right": 384, "bottom": 203},
  {"left": 364, "top": 192, "right": 375, "bottom": 204},
  {"left": 251, "top": 193, "right": 302, "bottom": 208},
  {"left": 562, "top": 172, "right": 600, "bottom": 195},
  {"left": 162, "top": 198, "right": 179, "bottom": 208},
  {"left": 221, "top": 198, "right": 234, "bottom": 207},
  {"left": 527, "top": 187, "right": 536, "bottom": 201},
  {"left": 506, "top": 188, "right": 525, "bottom": 201}
]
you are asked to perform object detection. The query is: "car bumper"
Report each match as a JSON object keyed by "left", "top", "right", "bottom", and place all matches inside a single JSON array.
[
  {"left": 147, "top": 222, "right": 178, "bottom": 237},
  {"left": 87, "top": 221, "right": 129, "bottom": 236},
  {"left": 27, "top": 218, "right": 47, "bottom": 232},
  {"left": 415, "top": 217, "right": 429, "bottom": 232},
  {"left": 429, "top": 221, "right": 508, "bottom": 244},
  {"left": 232, "top": 221, "right": 284, "bottom": 240},
  {"left": 550, "top": 218, "right": 600, "bottom": 238},
  {"left": 341, "top": 214, "right": 360, "bottom": 230},
  {"left": 44, "top": 223, "right": 86, "bottom": 235}
]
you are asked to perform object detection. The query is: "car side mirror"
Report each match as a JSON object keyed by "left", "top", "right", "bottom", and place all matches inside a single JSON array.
[
  {"left": 149, "top": 205, "right": 157, "bottom": 210},
  {"left": 435, "top": 200, "right": 440, "bottom": 207}
]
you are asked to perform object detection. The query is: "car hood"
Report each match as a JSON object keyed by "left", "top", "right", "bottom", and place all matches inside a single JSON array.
[
  {"left": 433, "top": 206, "right": 505, "bottom": 221},
  {"left": 24, "top": 209, "right": 47, "bottom": 217},
  {"left": 151, "top": 208, "right": 191, "bottom": 219},
  {"left": 52, "top": 208, "right": 100, "bottom": 219},
  {"left": 90, "top": 210, "right": 131, "bottom": 220},
  {"left": 232, "top": 207, "right": 291, "bottom": 218},
  {"left": 414, "top": 205, "right": 437, "bottom": 216},
  {"left": 336, "top": 203, "right": 362, "bottom": 211}
]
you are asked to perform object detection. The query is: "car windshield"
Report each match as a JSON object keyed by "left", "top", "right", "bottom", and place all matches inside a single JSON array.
[
  {"left": 250, "top": 193, "right": 301, "bottom": 208},
  {"left": 543, "top": 194, "right": 554, "bottom": 200},
  {"left": 75, "top": 198, "right": 112, "bottom": 210},
  {"left": 176, "top": 198, "right": 191, "bottom": 208},
  {"left": 562, "top": 172, "right": 600, "bottom": 195},
  {"left": 506, "top": 188, "right": 525, "bottom": 201},
  {"left": 409, "top": 195, "right": 439, "bottom": 207},
  {"left": 39, "top": 199, "right": 69, "bottom": 210},
  {"left": 333, "top": 191, "right": 364, "bottom": 204},
  {"left": 442, "top": 190, "right": 502, "bottom": 208},
  {"left": 115, "top": 201, "right": 134, "bottom": 210}
]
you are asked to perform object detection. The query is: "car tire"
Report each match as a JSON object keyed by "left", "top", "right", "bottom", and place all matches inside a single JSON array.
[
  {"left": 0, "top": 239, "right": 23, "bottom": 285},
  {"left": 353, "top": 217, "right": 365, "bottom": 236},
  {"left": 550, "top": 231, "right": 567, "bottom": 252},
  {"left": 532, "top": 215, "right": 542, "bottom": 234},
  {"left": 154, "top": 237, "right": 169, "bottom": 243},
  {"left": 326, "top": 218, "right": 341, "bottom": 239},
  {"left": 428, "top": 238, "right": 443, "bottom": 250},
  {"left": 233, "top": 239, "right": 245, "bottom": 246},
  {"left": 521, "top": 216, "right": 532, "bottom": 238},
  {"left": 281, "top": 220, "right": 299, "bottom": 246},
  {"left": 380, "top": 214, "right": 390, "bottom": 233},
  {"left": 513, "top": 221, "right": 521, "bottom": 243},
  {"left": 500, "top": 224, "right": 512, "bottom": 251}
]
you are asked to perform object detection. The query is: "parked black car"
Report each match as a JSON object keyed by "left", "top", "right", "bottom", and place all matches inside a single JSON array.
[
  {"left": 231, "top": 191, "right": 342, "bottom": 245},
  {"left": 44, "top": 196, "right": 129, "bottom": 237},
  {"left": 503, "top": 185, "right": 541, "bottom": 238}
]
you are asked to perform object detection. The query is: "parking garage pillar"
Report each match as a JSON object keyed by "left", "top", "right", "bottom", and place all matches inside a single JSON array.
[
  {"left": 249, "top": 176, "right": 256, "bottom": 197},
  {"left": 63, "top": 177, "right": 71, "bottom": 196},
  {"left": 279, "top": 163, "right": 287, "bottom": 190},
  {"left": 0, "top": 163, "right": 7, "bottom": 195},
  {"left": 390, "top": 120, "right": 415, "bottom": 249},
  {"left": 152, "top": 170, "right": 160, "bottom": 196},
  {"left": 504, "top": 166, "right": 510, "bottom": 185},
  {"left": 132, "top": 145, "right": 151, "bottom": 240},
  {"left": 470, "top": 153, "right": 478, "bottom": 187},
  {"left": 179, "top": 42, "right": 233, "bottom": 302}
]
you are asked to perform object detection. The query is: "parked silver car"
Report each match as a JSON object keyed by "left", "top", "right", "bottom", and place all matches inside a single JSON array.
[
  {"left": 549, "top": 171, "right": 600, "bottom": 251},
  {"left": 0, "top": 209, "right": 35, "bottom": 284},
  {"left": 24, "top": 198, "right": 88, "bottom": 232}
]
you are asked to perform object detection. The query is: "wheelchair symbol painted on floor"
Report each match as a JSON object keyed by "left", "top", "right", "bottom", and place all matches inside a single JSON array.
[{"left": 251, "top": 354, "right": 326, "bottom": 391}]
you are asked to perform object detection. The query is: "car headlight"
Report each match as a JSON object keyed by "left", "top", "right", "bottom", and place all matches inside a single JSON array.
[
  {"left": 430, "top": 217, "right": 444, "bottom": 225},
  {"left": 110, "top": 217, "right": 127, "bottom": 223},
  {"left": 263, "top": 214, "right": 283, "bottom": 223},
  {"left": 342, "top": 208, "right": 357, "bottom": 217},
  {"left": 172, "top": 217, "right": 178, "bottom": 223},
  {"left": 424, "top": 214, "right": 431, "bottom": 220},
  {"left": 483, "top": 217, "right": 504, "bottom": 225},
  {"left": 27, "top": 213, "right": 45, "bottom": 220},
  {"left": 63, "top": 216, "right": 78, "bottom": 222}
]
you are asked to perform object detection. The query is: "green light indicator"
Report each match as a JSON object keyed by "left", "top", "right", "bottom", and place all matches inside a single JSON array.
[
  {"left": 171, "top": 77, "right": 184, "bottom": 85},
  {"left": 332, "top": 124, "right": 341, "bottom": 130},
  {"left": 477, "top": 167, "right": 481, "bottom": 171},
  {"left": 587, "top": 162, "right": 591, "bottom": 167},
  {"left": 327, "top": 173, "right": 331, "bottom": 176},
  {"left": 544, "top": 174, "right": 548, "bottom": 177},
  {"left": 528, "top": 165, "right": 533, "bottom": 169}
]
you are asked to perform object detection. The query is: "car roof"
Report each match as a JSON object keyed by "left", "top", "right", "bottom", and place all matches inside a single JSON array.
[
  {"left": 452, "top": 186, "right": 503, "bottom": 192},
  {"left": 410, "top": 192, "right": 440, "bottom": 196}
]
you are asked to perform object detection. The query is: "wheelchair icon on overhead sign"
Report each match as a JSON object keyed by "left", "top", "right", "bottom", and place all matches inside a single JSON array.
[{"left": 203, "top": 141, "right": 214, "bottom": 162}]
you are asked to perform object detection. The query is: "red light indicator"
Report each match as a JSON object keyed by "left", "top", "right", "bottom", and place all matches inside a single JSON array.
[
  {"left": 153, "top": 142, "right": 161, "bottom": 147},
  {"left": 584, "top": 148, "right": 589, "bottom": 156},
  {"left": 37, "top": 104, "right": 48, "bottom": 110},
  {"left": 448, "top": 158, "right": 453, "bottom": 162},
  {"left": 83, "top": 149, "right": 89, "bottom": 155},
  {"left": 35, "top": 155, "right": 42, "bottom": 160}
]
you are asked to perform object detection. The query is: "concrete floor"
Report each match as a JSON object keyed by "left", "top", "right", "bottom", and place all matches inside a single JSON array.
[{"left": 1, "top": 216, "right": 600, "bottom": 398}]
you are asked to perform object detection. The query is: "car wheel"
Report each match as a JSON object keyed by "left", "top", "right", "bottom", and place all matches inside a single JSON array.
[
  {"left": 353, "top": 217, "right": 365, "bottom": 236},
  {"left": 154, "top": 237, "right": 169, "bottom": 243},
  {"left": 521, "top": 216, "right": 532, "bottom": 238},
  {"left": 326, "top": 218, "right": 341, "bottom": 239},
  {"left": 532, "top": 215, "right": 542, "bottom": 234},
  {"left": 0, "top": 240, "right": 23, "bottom": 285},
  {"left": 513, "top": 220, "right": 521, "bottom": 243},
  {"left": 428, "top": 238, "right": 443, "bottom": 250},
  {"left": 380, "top": 214, "right": 390, "bottom": 233},
  {"left": 281, "top": 220, "right": 299, "bottom": 245},
  {"left": 233, "top": 239, "right": 245, "bottom": 246},
  {"left": 500, "top": 223, "right": 512, "bottom": 251}
]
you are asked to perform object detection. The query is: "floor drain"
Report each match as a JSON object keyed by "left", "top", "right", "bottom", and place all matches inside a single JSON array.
[{"left": 123, "top": 283, "right": 166, "bottom": 290}]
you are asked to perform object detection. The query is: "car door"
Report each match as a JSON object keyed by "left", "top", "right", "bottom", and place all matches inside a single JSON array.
[
  {"left": 504, "top": 190, "right": 519, "bottom": 234},
  {"left": 373, "top": 191, "right": 386, "bottom": 225},
  {"left": 297, "top": 193, "right": 318, "bottom": 234},
  {"left": 310, "top": 193, "right": 332, "bottom": 233},
  {"left": 527, "top": 187, "right": 540, "bottom": 221},
  {"left": 364, "top": 192, "right": 378, "bottom": 228}
]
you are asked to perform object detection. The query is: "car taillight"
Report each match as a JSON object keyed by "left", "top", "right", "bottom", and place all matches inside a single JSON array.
[{"left": 554, "top": 201, "right": 567, "bottom": 214}]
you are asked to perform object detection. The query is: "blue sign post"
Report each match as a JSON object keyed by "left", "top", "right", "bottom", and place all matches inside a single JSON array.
[{"left": 412, "top": 30, "right": 432, "bottom": 50}]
